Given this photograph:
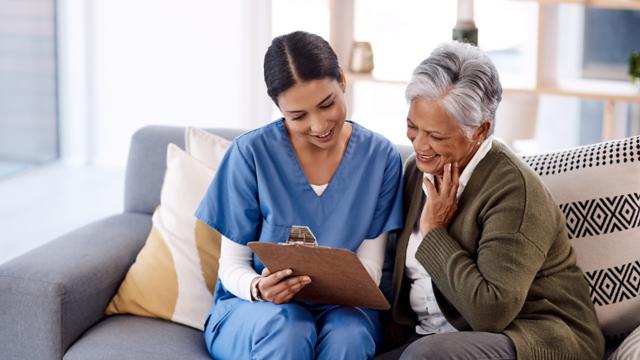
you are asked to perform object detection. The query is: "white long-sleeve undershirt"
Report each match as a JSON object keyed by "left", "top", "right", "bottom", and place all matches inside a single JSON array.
[{"left": 218, "top": 233, "right": 387, "bottom": 301}]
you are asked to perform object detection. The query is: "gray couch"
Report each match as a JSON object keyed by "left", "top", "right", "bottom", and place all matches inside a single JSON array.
[
  {"left": 0, "top": 125, "right": 412, "bottom": 360},
  {"left": 1, "top": 125, "right": 628, "bottom": 359}
]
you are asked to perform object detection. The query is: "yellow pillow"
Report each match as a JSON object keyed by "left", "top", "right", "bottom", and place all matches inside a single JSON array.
[{"left": 106, "top": 131, "right": 230, "bottom": 330}]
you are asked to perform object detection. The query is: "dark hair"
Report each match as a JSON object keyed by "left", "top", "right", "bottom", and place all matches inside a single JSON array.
[{"left": 264, "top": 31, "right": 341, "bottom": 105}]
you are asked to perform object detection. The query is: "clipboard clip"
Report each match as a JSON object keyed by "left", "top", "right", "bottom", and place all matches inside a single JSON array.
[{"left": 285, "top": 226, "right": 318, "bottom": 247}]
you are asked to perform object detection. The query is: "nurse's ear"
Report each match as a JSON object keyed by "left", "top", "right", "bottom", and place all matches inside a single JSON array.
[{"left": 338, "top": 67, "right": 347, "bottom": 93}]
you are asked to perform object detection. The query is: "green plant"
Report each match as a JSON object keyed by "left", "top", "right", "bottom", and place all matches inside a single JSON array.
[{"left": 630, "top": 52, "right": 640, "bottom": 84}]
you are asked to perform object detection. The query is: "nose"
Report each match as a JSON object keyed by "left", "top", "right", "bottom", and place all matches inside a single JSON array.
[
  {"left": 309, "top": 114, "right": 331, "bottom": 134},
  {"left": 413, "top": 130, "right": 432, "bottom": 152}
]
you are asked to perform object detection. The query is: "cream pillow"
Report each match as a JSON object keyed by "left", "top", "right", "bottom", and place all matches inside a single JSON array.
[
  {"left": 185, "top": 127, "right": 231, "bottom": 169},
  {"left": 106, "top": 131, "right": 230, "bottom": 330}
]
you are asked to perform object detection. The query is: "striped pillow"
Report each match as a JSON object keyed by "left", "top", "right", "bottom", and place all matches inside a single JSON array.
[
  {"left": 522, "top": 136, "right": 640, "bottom": 348},
  {"left": 106, "top": 131, "right": 230, "bottom": 330}
]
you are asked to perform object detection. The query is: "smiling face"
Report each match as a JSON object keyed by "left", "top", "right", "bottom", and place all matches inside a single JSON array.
[
  {"left": 407, "top": 98, "right": 489, "bottom": 176},
  {"left": 277, "top": 76, "right": 348, "bottom": 151}
]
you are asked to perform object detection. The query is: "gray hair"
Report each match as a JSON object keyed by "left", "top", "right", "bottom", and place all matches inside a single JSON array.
[{"left": 405, "top": 41, "right": 502, "bottom": 137}]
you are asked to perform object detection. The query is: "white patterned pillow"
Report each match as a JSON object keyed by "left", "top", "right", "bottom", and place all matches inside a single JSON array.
[
  {"left": 522, "top": 136, "right": 640, "bottom": 348},
  {"left": 610, "top": 325, "right": 640, "bottom": 360}
]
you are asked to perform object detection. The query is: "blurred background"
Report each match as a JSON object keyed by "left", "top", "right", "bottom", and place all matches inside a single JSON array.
[{"left": 1, "top": 0, "right": 639, "bottom": 262}]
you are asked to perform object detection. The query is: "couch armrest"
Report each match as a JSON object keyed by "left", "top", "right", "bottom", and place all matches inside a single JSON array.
[{"left": 0, "top": 213, "right": 151, "bottom": 360}]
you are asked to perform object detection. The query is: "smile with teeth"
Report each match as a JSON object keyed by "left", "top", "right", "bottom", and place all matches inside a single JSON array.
[
  {"left": 417, "top": 153, "right": 438, "bottom": 162},
  {"left": 313, "top": 128, "right": 334, "bottom": 139}
]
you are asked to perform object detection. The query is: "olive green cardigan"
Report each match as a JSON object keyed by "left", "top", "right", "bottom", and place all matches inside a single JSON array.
[{"left": 391, "top": 141, "right": 604, "bottom": 360}]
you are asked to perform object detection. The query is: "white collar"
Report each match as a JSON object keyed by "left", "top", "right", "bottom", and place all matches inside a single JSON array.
[{"left": 422, "top": 135, "right": 493, "bottom": 199}]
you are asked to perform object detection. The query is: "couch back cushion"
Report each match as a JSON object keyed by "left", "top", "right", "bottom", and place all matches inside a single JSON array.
[
  {"left": 124, "top": 126, "right": 245, "bottom": 215},
  {"left": 522, "top": 135, "right": 640, "bottom": 346},
  {"left": 124, "top": 125, "right": 414, "bottom": 215}
]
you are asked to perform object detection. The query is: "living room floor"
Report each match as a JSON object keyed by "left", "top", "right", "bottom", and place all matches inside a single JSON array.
[{"left": 0, "top": 163, "right": 124, "bottom": 264}]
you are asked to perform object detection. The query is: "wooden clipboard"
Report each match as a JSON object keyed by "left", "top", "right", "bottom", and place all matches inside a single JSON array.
[{"left": 248, "top": 241, "right": 390, "bottom": 310}]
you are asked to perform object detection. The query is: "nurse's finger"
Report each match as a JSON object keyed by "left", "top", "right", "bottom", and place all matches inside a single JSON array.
[
  {"left": 271, "top": 277, "right": 312, "bottom": 304},
  {"left": 259, "top": 268, "right": 293, "bottom": 288},
  {"left": 262, "top": 275, "right": 310, "bottom": 302},
  {"left": 261, "top": 267, "right": 271, "bottom": 277}
]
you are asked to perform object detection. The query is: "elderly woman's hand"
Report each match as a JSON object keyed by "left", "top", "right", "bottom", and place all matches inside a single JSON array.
[{"left": 419, "top": 162, "right": 460, "bottom": 236}]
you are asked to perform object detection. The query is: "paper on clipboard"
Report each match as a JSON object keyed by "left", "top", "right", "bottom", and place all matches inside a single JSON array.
[{"left": 247, "top": 239, "right": 390, "bottom": 310}]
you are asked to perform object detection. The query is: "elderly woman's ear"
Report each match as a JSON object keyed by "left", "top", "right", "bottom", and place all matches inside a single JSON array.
[{"left": 472, "top": 122, "right": 491, "bottom": 144}]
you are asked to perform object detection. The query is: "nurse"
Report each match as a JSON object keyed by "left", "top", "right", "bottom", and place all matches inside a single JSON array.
[{"left": 196, "top": 31, "right": 403, "bottom": 360}]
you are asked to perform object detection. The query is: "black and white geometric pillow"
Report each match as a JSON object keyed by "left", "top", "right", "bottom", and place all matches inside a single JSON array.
[{"left": 522, "top": 135, "right": 640, "bottom": 348}]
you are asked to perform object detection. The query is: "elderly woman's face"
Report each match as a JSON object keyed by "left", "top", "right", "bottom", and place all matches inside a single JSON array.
[
  {"left": 407, "top": 98, "right": 487, "bottom": 176},
  {"left": 278, "top": 77, "right": 348, "bottom": 151}
]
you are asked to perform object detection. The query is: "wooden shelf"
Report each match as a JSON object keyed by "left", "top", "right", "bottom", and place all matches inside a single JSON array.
[
  {"left": 346, "top": 72, "right": 640, "bottom": 102},
  {"left": 537, "top": 0, "right": 640, "bottom": 11},
  {"left": 541, "top": 79, "right": 640, "bottom": 102},
  {"left": 336, "top": 0, "right": 639, "bottom": 141}
]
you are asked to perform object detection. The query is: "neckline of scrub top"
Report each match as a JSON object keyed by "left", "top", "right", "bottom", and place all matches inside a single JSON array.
[{"left": 276, "top": 118, "right": 358, "bottom": 200}]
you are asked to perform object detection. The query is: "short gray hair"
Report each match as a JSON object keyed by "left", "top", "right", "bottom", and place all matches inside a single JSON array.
[{"left": 405, "top": 42, "right": 502, "bottom": 137}]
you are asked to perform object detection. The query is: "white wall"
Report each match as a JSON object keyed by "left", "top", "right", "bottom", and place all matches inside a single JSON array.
[{"left": 58, "top": 0, "right": 272, "bottom": 167}]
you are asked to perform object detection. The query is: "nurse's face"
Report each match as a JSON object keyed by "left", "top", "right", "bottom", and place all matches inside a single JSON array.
[
  {"left": 278, "top": 76, "right": 348, "bottom": 150},
  {"left": 406, "top": 98, "right": 489, "bottom": 176}
]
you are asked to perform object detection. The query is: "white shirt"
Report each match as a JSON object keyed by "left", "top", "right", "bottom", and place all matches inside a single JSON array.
[
  {"left": 406, "top": 136, "right": 493, "bottom": 335},
  {"left": 218, "top": 183, "right": 387, "bottom": 301}
]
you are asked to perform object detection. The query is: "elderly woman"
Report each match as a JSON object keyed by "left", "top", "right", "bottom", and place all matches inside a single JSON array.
[{"left": 381, "top": 42, "right": 604, "bottom": 360}]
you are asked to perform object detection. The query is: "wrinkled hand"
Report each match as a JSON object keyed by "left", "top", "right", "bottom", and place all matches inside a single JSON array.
[
  {"left": 419, "top": 162, "right": 460, "bottom": 236},
  {"left": 257, "top": 268, "right": 311, "bottom": 304}
]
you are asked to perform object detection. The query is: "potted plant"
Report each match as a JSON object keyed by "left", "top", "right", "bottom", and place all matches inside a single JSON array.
[{"left": 630, "top": 51, "right": 640, "bottom": 87}]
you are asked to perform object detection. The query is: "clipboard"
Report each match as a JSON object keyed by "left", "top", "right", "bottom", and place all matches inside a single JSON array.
[{"left": 247, "top": 241, "right": 390, "bottom": 310}]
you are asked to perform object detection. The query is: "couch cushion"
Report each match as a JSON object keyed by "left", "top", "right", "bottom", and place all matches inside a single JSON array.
[
  {"left": 522, "top": 135, "right": 640, "bottom": 348},
  {"left": 64, "top": 315, "right": 210, "bottom": 360}
]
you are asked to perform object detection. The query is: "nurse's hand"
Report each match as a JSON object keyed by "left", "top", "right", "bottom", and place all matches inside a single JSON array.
[
  {"left": 257, "top": 268, "right": 312, "bottom": 304},
  {"left": 419, "top": 162, "right": 459, "bottom": 236}
]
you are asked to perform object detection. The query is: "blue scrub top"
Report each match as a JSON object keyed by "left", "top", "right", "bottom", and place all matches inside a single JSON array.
[{"left": 196, "top": 119, "right": 403, "bottom": 303}]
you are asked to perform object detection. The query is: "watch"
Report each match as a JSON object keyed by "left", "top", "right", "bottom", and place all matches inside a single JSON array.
[{"left": 250, "top": 277, "right": 263, "bottom": 301}]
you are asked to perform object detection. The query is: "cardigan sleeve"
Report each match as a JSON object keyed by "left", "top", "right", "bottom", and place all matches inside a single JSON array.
[
  {"left": 415, "top": 228, "right": 546, "bottom": 332},
  {"left": 414, "top": 159, "right": 559, "bottom": 333}
]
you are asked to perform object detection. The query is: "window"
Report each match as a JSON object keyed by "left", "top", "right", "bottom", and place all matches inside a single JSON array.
[{"left": 0, "top": 0, "right": 59, "bottom": 177}]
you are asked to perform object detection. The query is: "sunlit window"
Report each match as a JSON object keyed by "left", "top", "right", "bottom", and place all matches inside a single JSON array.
[{"left": 0, "top": 0, "right": 58, "bottom": 177}]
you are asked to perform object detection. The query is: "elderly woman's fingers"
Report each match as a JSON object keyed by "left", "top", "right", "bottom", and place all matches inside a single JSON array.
[
  {"left": 442, "top": 163, "right": 451, "bottom": 190},
  {"left": 450, "top": 162, "right": 460, "bottom": 198},
  {"left": 423, "top": 176, "right": 437, "bottom": 197}
]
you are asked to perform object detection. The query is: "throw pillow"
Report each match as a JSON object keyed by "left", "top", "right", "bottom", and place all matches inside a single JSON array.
[
  {"left": 185, "top": 127, "right": 231, "bottom": 169},
  {"left": 610, "top": 325, "right": 640, "bottom": 360},
  {"left": 106, "top": 132, "right": 230, "bottom": 330},
  {"left": 522, "top": 135, "right": 640, "bottom": 348}
]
